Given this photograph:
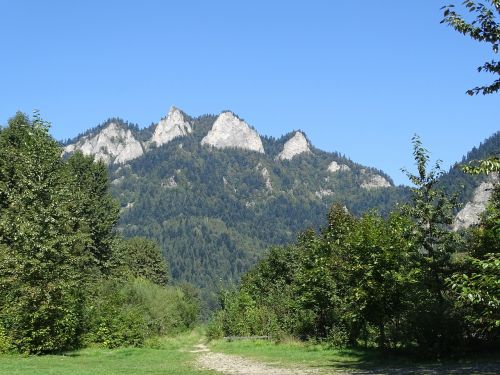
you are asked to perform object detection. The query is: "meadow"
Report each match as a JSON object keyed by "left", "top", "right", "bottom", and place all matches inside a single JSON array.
[
  {"left": 2, "top": 332, "right": 499, "bottom": 375},
  {"left": 0, "top": 331, "right": 215, "bottom": 375}
]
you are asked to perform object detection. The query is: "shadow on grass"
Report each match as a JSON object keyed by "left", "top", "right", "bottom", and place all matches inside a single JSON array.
[{"left": 320, "top": 349, "right": 500, "bottom": 375}]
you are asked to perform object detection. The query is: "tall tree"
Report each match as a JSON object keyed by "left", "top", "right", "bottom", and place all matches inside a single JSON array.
[
  {"left": 65, "top": 152, "right": 119, "bottom": 272},
  {"left": 0, "top": 113, "right": 86, "bottom": 353},
  {"left": 402, "top": 136, "right": 462, "bottom": 351}
]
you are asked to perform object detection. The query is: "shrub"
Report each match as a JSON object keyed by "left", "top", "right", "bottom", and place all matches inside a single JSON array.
[
  {"left": 84, "top": 277, "right": 199, "bottom": 348},
  {"left": 0, "top": 324, "right": 12, "bottom": 353}
]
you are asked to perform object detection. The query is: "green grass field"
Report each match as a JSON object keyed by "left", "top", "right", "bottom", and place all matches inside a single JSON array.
[
  {"left": 1, "top": 332, "right": 499, "bottom": 375},
  {"left": 0, "top": 331, "right": 216, "bottom": 375}
]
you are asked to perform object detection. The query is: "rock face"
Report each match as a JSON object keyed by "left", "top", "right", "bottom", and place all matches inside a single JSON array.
[
  {"left": 361, "top": 174, "right": 391, "bottom": 190},
  {"left": 201, "top": 112, "right": 265, "bottom": 153},
  {"left": 261, "top": 167, "right": 273, "bottom": 192},
  {"left": 161, "top": 176, "right": 178, "bottom": 189},
  {"left": 328, "top": 161, "right": 351, "bottom": 173},
  {"left": 315, "top": 189, "right": 333, "bottom": 198},
  {"left": 277, "top": 132, "right": 311, "bottom": 161},
  {"left": 64, "top": 122, "right": 144, "bottom": 164},
  {"left": 453, "top": 179, "right": 496, "bottom": 230},
  {"left": 151, "top": 106, "right": 192, "bottom": 147}
]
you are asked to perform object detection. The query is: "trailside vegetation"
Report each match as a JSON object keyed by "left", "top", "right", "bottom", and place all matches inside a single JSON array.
[
  {"left": 0, "top": 113, "right": 199, "bottom": 354},
  {"left": 208, "top": 136, "right": 499, "bottom": 356}
]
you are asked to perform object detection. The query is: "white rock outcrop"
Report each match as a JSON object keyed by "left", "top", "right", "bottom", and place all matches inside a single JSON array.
[
  {"left": 453, "top": 179, "right": 496, "bottom": 231},
  {"left": 315, "top": 189, "right": 333, "bottom": 198},
  {"left": 201, "top": 112, "right": 265, "bottom": 153},
  {"left": 151, "top": 106, "right": 192, "bottom": 147},
  {"left": 328, "top": 161, "right": 351, "bottom": 173},
  {"left": 361, "top": 174, "right": 391, "bottom": 190},
  {"left": 261, "top": 167, "right": 273, "bottom": 192},
  {"left": 161, "top": 176, "right": 178, "bottom": 189},
  {"left": 277, "top": 132, "right": 311, "bottom": 161},
  {"left": 111, "top": 176, "right": 125, "bottom": 185},
  {"left": 64, "top": 123, "right": 144, "bottom": 164}
]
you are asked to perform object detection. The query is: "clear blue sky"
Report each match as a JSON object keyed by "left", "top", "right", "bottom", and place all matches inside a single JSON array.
[{"left": 1, "top": 0, "right": 498, "bottom": 185}]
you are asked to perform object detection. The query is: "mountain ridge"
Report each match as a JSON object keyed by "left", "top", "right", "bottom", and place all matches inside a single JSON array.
[
  {"left": 60, "top": 106, "right": 497, "bottom": 307},
  {"left": 63, "top": 106, "right": 396, "bottom": 187}
]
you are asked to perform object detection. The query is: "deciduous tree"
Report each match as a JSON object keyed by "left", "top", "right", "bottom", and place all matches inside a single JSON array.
[{"left": 442, "top": 1, "right": 500, "bottom": 95}]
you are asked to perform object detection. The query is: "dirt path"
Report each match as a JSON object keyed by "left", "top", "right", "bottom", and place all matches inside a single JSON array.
[
  {"left": 194, "top": 343, "right": 317, "bottom": 375},
  {"left": 193, "top": 343, "right": 500, "bottom": 375}
]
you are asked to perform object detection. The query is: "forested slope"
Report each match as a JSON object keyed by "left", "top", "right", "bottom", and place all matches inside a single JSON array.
[{"left": 63, "top": 109, "right": 498, "bottom": 305}]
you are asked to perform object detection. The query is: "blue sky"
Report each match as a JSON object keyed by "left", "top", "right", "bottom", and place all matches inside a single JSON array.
[{"left": 0, "top": 0, "right": 498, "bottom": 185}]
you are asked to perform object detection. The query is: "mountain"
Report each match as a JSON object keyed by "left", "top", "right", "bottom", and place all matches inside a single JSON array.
[
  {"left": 63, "top": 107, "right": 497, "bottom": 307},
  {"left": 63, "top": 106, "right": 410, "bottom": 306},
  {"left": 438, "top": 131, "right": 499, "bottom": 230}
]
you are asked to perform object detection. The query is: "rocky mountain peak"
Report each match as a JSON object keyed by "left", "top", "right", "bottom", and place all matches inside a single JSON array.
[
  {"left": 64, "top": 122, "right": 144, "bottom": 164},
  {"left": 150, "top": 106, "right": 192, "bottom": 147},
  {"left": 277, "top": 131, "right": 312, "bottom": 161},
  {"left": 200, "top": 112, "right": 265, "bottom": 153}
]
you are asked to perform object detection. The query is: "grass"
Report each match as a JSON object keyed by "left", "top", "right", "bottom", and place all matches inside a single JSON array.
[
  {"left": 0, "top": 330, "right": 216, "bottom": 375},
  {"left": 2, "top": 332, "right": 498, "bottom": 375},
  {"left": 208, "top": 337, "right": 500, "bottom": 374}
]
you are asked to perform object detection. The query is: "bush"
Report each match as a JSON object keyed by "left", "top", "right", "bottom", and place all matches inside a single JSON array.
[
  {"left": 83, "top": 278, "right": 199, "bottom": 348},
  {"left": 206, "top": 289, "right": 281, "bottom": 340},
  {"left": 0, "top": 324, "right": 12, "bottom": 353}
]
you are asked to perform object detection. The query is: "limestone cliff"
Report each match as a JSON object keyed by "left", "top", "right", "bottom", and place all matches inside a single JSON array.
[
  {"left": 150, "top": 106, "right": 192, "bottom": 147},
  {"left": 256, "top": 163, "right": 273, "bottom": 192},
  {"left": 361, "top": 174, "right": 392, "bottom": 190},
  {"left": 328, "top": 161, "right": 351, "bottom": 173},
  {"left": 64, "top": 122, "right": 144, "bottom": 164},
  {"left": 453, "top": 177, "right": 497, "bottom": 230},
  {"left": 277, "top": 132, "right": 311, "bottom": 161},
  {"left": 201, "top": 112, "right": 265, "bottom": 153}
]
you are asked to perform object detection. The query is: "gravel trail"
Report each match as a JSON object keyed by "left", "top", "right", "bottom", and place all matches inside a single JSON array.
[
  {"left": 194, "top": 343, "right": 317, "bottom": 375},
  {"left": 193, "top": 343, "right": 500, "bottom": 375}
]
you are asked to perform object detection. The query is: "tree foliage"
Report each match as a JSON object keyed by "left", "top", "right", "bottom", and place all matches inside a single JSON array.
[
  {"left": 0, "top": 113, "right": 90, "bottom": 353},
  {"left": 114, "top": 237, "right": 170, "bottom": 286},
  {"left": 0, "top": 112, "right": 199, "bottom": 354},
  {"left": 209, "top": 137, "right": 498, "bottom": 355},
  {"left": 448, "top": 164, "right": 499, "bottom": 341},
  {"left": 442, "top": 1, "right": 500, "bottom": 95},
  {"left": 462, "top": 155, "right": 500, "bottom": 174}
]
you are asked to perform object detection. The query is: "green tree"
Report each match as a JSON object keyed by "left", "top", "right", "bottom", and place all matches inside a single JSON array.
[
  {"left": 450, "top": 253, "right": 499, "bottom": 339},
  {"left": 0, "top": 113, "right": 87, "bottom": 353},
  {"left": 65, "top": 152, "right": 119, "bottom": 273},
  {"left": 340, "top": 212, "right": 416, "bottom": 349},
  {"left": 449, "top": 166, "right": 499, "bottom": 341},
  {"left": 114, "top": 237, "right": 170, "bottom": 286},
  {"left": 462, "top": 155, "right": 500, "bottom": 174},
  {"left": 442, "top": 1, "right": 500, "bottom": 95},
  {"left": 401, "top": 135, "right": 462, "bottom": 351}
]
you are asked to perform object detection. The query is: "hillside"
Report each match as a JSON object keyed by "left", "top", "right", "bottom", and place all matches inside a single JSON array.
[
  {"left": 63, "top": 107, "right": 497, "bottom": 306},
  {"left": 63, "top": 107, "right": 410, "bottom": 304},
  {"left": 440, "top": 131, "right": 499, "bottom": 202}
]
